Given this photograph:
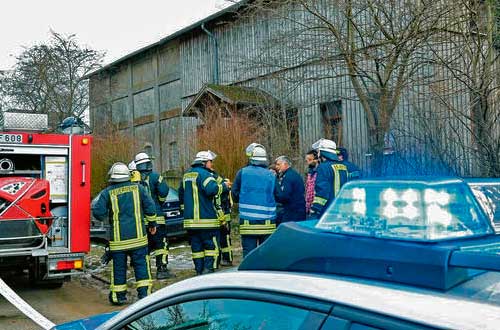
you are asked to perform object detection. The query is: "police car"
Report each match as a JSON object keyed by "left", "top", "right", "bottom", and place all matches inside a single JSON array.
[{"left": 55, "top": 177, "right": 500, "bottom": 330}]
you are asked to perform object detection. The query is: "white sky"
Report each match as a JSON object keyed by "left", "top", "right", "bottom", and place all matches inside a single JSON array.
[{"left": 0, "top": 0, "right": 231, "bottom": 70}]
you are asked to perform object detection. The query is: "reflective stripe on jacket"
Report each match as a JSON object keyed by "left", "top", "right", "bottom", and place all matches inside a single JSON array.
[
  {"left": 310, "top": 160, "right": 349, "bottom": 216},
  {"left": 92, "top": 182, "right": 156, "bottom": 251},
  {"left": 232, "top": 165, "right": 277, "bottom": 235},
  {"left": 178, "top": 164, "right": 225, "bottom": 229},
  {"left": 143, "top": 171, "right": 169, "bottom": 224}
]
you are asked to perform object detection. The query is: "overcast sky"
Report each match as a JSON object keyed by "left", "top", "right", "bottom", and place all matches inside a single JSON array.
[{"left": 0, "top": 0, "right": 230, "bottom": 70}]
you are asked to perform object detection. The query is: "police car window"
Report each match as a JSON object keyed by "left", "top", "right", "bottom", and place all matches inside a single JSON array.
[
  {"left": 316, "top": 180, "right": 493, "bottom": 241},
  {"left": 124, "top": 298, "right": 312, "bottom": 330}
]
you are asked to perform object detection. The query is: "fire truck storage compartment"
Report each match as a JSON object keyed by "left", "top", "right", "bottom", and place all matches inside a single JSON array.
[{"left": 0, "top": 149, "right": 70, "bottom": 250}]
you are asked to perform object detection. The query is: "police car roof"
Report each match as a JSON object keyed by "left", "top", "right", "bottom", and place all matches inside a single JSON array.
[{"left": 99, "top": 270, "right": 500, "bottom": 330}]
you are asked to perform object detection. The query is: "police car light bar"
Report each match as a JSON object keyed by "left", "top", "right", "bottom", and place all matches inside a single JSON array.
[
  {"left": 239, "top": 221, "right": 500, "bottom": 291},
  {"left": 2, "top": 112, "right": 48, "bottom": 132}
]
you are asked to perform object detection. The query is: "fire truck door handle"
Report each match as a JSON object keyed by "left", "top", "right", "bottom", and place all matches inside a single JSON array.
[
  {"left": 80, "top": 161, "right": 86, "bottom": 186},
  {"left": 0, "top": 148, "right": 14, "bottom": 152}
]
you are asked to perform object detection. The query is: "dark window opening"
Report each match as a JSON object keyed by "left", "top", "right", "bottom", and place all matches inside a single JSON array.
[{"left": 321, "top": 100, "right": 343, "bottom": 146}]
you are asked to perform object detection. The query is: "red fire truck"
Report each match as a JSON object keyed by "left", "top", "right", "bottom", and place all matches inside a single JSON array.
[{"left": 0, "top": 112, "right": 91, "bottom": 287}]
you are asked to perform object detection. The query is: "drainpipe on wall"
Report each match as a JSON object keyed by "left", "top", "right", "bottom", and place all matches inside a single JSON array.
[{"left": 201, "top": 23, "right": 219, "bottom": 84}]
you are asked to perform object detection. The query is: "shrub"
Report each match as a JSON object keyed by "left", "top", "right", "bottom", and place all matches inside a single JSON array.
[{"left": 91, "top": 131, "right": 135, "bottom": 197}]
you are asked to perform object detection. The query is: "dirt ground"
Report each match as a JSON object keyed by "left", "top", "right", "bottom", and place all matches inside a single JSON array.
[{"left": 0, "top": 230, "right": 243, "bottom": 330}]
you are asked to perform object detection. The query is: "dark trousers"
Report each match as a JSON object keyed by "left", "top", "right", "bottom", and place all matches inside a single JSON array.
[
  {"left": 219, "top": 223, "right": 233, "bottom": 262},
  {"left": 148, "top": 224, "right": 169, "bottom": 265},
  {"left": 188, "top": 229, "right": 220, "bottom": 274},
  {"left": 109, "top": 246, "right": 152, "bottom": 303},
  {"left": 241, "top": 234, "right": 270, "bottom": 258}
]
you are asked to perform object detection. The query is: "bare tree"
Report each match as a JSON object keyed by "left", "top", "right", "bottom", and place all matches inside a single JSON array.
[
  {"left": 227, "top": 0, "right": 465, "bottom": 175},
  {"left": 0, "top": 31, "right": 104, "bottom": 124},
  {"left": 410, "top": 0, "right": 500, "bottom": 176}
]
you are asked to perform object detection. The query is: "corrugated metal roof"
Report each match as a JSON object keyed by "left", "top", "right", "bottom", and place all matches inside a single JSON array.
[{"left": 83, "top": 0, "right": 248, "bottom": 79}]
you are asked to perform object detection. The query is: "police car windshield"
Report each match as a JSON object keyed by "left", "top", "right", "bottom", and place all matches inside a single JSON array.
[{"left": 316, "top": 179, "right": 493, "bottom": 241}]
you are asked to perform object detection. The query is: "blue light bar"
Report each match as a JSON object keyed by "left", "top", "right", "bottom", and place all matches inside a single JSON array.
[{"left": 239, "top": 221, "right": 500, "bottom": 290}]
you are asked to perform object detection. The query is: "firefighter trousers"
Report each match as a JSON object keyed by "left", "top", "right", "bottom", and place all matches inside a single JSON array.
[
  {"left": 109, "top": 246, "right": 152, "bottom": 304},
  {"left": 219, "top": 223, "right": 233, "bottom": 263},
  {"left": 188, "top": 229, "right": 220, "bottom": 275},
  {"left": 241, "top": 234, "right": 270, "bottom": 258},
  {"left": 148, "top": 224, "right": 169, "bottom": 266}
]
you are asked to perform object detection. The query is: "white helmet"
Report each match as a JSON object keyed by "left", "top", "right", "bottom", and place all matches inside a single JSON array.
[
  {"left": 248, "top": 144, "right": 267, "bottom": 162},
  {"left": 312, "top": 138, "right": 337, "bottom": 153},
  {"left": 134, "top": 152, "right": 152, "bottom": 165},
  {"left": 194, "top": 150, "right": 217, "bottom": 162},
  {"left": 127, "top": 161, "right": 136, "bottom": 171},
  {"left": 108, "top": 162, "right": 131, "bottom": 183},
  {"left": 245, "top": 143, "right": 264, "bottom": 158},
  {"left": 312, "top": 138, "right": 338, "bottom": 161}
]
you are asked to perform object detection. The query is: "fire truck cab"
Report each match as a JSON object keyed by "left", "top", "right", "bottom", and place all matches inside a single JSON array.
[{"left": 0, "top": 112, "right": 91, "bottom": 287}]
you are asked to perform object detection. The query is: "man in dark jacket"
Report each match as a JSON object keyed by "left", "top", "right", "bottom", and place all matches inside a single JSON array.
[
  {"left": 274, "top": 156, "right": 306, "bottom": 224},
  {"left": 92, "top": 162, "right": 157, "bottom": 305}
]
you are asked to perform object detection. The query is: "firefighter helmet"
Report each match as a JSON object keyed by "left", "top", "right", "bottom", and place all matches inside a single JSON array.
[
  {"left": 127, "top": 161, "right": 137, "bottom": 171},
  {"left": 245, "top": 143, "right": 267, "bottom": 165},
  {"left": 108, "top": 162, "right": 130, "bottom": 183},
  {"left": 194, "top": 150, "right": 217, "bottom": 163},
  {"left": 245, "top": 143, "right": 264, "bottom": 158},
  {"left": 134, "top": 152, "right": 153, "bottom": 172},
  {"left": 312, "top": 138, "right": 338, "bottom": 161}
]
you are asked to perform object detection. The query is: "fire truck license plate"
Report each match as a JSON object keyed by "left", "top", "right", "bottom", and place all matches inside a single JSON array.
[{"left": 0, "top": 134, "right": 23, "bottom": 144}]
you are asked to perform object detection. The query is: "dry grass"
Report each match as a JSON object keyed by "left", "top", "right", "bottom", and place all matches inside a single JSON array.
[
  {"left": 91, "top": 131, "right": 135, "bottom": 197},
  {"left": 195, "top": 108, "right": 264, "bottom": 181}
]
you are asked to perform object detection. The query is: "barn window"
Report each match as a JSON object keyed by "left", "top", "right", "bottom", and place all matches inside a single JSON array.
[{"left": 320, "top": 100, "right": 343, "bottom": 146}]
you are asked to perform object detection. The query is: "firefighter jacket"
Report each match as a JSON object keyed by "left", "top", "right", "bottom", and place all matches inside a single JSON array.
[
  {"left": 274, "top": 167, "right": 306, "bottom": 223},
  {"left": 142, "top": 171, "right": 169, "bottom": 224},
  {"left": 310, "top": 159, "right": 349, "bottom": 217},
  {"left": 178, "top": 164, "right": 227, "bottom": 230},
  {"left": 209, "top": 170, "right": 232, "bottom": 224},
  {"left": 92, "top": 182, "right": 157, "bottom": 252},
  {"left": 344, "top": 160, "right": 361, "bottom": 180},
  {"left": 232, "top": 164, "right": 277, "bottom": 236}
]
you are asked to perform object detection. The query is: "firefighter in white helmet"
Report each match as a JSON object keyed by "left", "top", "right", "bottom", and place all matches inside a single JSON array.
[
  {"left": 309, "top": 138, "right": 349, "bottom": 217},
  {"left": 231, "top": 143, "right": 277, "bottom": 257},
  {"left": 178, "top": 150, "right": 229, "bottom": 275},
  {"left": 133, "top": 152, "right": 173, "bottom": 279},
  {"left": 92, "top": 162, "right": 157, "bottom": 305}
]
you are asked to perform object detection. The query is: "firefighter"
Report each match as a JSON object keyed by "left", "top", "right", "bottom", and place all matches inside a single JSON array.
[
  {"left": 310, "top": 139, "right": 349, "bottom": 218},
  {"left": 92, "top": 162, "right": 157, "bottom": 305},
  {"left": 337, "top": 147, "right": 361, "bottom": 180},
  {"left": 178, "top": 150, "right": 228, "bottom": 275},
  {"left": 213, "top": 171, "right": 233, "bottom": 266},
  {"left": 133, "top": 152, "right": 173, "bottom": 280},
  {"left": 232, "top": 143, "right": 277, "bottom": 257}
]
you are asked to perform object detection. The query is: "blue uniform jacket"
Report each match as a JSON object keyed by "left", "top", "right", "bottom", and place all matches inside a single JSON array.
[
  {"left": 310, "top": 160, "right": 349, "bottom": 217},
  {"left": 92, "top": 181, "right": 156, "bottom": 251},
  {"left": 142, "top": 171, "right": 169, "bottom": 224},
  {"left": 178, "top": 164, "right": 226, "bottom": 229},
  {"left": 275, "top": 167, "right": 306, "bottom": 223},
  {"left": 232, "top": 164, "right": 277, "bottom": 235}
]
